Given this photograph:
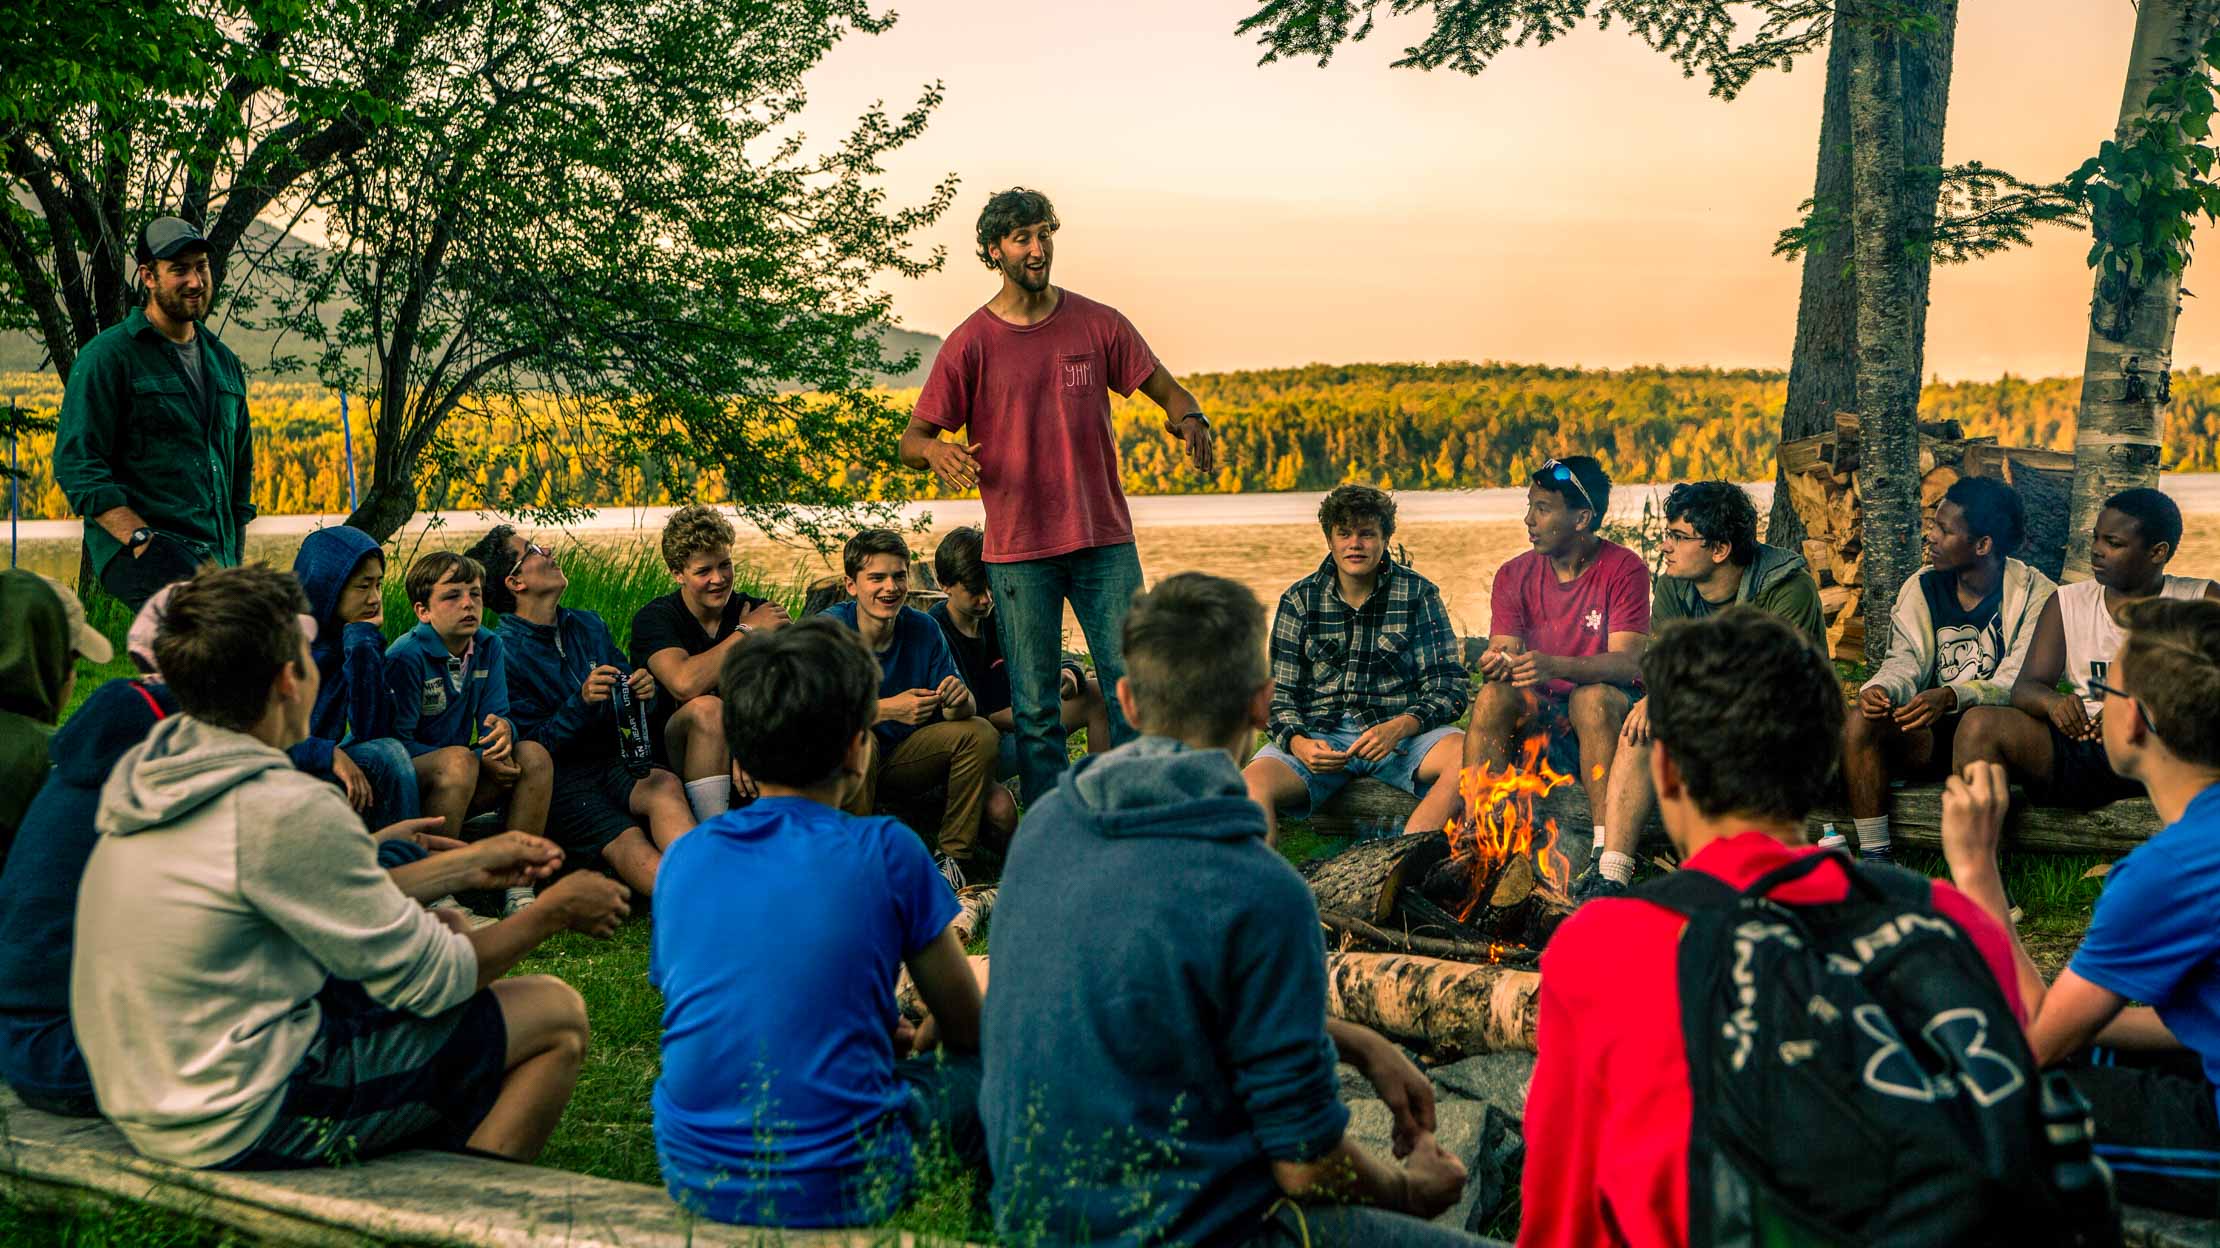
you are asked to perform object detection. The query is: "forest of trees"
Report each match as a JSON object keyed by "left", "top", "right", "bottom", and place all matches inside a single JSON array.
[{"left": 6, "top": 361, "right": 2218, "bottom": 521}]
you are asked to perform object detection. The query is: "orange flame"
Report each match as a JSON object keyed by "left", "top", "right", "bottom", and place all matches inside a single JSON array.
[{"left": 1443, "top": 736, "right": 1576, "bottom": 919}]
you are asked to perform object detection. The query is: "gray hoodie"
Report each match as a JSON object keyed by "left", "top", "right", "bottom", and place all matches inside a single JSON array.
[{"left": 71, "top": 714, "right": 477, "bottom": 1168}]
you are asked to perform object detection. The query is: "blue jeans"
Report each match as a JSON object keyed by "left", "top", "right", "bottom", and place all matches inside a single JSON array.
[
  {"left": 343, "top": 737, "right": 422, "bottom": 830},
  {"left": 987, "top": 543, "right": 1145, "bottom": 805},
  {"left": 1251, "top": 717, "right": 1464, "bottom": 816}
]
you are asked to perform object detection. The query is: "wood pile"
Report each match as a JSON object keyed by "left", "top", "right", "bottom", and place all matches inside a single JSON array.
[{"left": 1778, "top": 412, "right": 2074, "bottom": 662}]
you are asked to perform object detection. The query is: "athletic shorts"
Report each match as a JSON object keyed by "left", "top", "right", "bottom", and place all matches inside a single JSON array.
[
  {"left": 213, "top": 985, "right": 508, "bottom": 1170},
  {"left": 1526, "top": 685, "right": 1643, "bottom": 777},
  {"left": 2041, "top": 728, "right": 2146, "bottom": 809},
  {"left": 548, "top": 759, "right": 663, "bottom": 858}
]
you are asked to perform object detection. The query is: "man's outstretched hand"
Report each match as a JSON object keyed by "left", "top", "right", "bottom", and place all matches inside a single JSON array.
[
  {"left": 461, "top": 832, "right": 565, "bottom": 890},
  {"left": 538, "top": 871, "right": 631, "bottom": 938}
]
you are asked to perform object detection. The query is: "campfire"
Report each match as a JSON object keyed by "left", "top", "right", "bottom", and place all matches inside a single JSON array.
[{"left": 1303, "top": 737, "right": 1580, "bottom": 1059}]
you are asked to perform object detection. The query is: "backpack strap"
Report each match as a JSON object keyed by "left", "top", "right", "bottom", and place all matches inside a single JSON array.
[
  {"left": 128, "top": 679, "right": 168, "bottom": 721},
  {"left": 1629, "top": 866, "right": 1739, "bottom": 918}
]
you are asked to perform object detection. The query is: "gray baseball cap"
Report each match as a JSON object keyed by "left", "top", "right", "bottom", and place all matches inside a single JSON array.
[{"left": 136, "top": 216, "right": 208, "bottom": 265}]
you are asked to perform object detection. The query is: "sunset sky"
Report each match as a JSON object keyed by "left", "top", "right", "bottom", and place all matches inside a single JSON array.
[{"left": 799, "top": 0, "right": 2208, "bottom": 381}]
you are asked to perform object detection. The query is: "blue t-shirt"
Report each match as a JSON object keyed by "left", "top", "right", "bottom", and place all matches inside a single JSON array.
[
  {"left": 2071, "top": 784, "right": 2220, "bottom": 1104},
  {"left": 650, "top": 796, "right": 959, "bottom": 1227},
  {"left": 823, "top": 601, "right": 962, "bottom": 749}
]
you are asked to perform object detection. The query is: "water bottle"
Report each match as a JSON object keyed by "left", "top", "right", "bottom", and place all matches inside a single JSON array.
[
  {"left": 612, "top": 676, "right": 655, "bottom": 778},
  {"left": 2039, "top": 1071, "right": 2122, "bottom": 1246},
  {"left": 1815, "top": 821, "right": 1848, "bottom": 851}
]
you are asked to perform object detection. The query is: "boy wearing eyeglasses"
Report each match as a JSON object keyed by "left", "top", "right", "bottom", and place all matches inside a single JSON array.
[
  {"left": 1949, "top": 488, "right": 2216, "bottom": 814},
  {"left": 1415, "top": 455, "right": 1649, "bottom": 849},
  {"left": 1576, "top": 481, "right": 1823, "bottom": 898},
  {"left": 471, "top": 527, "right": 696, "bottom": 898},
  {"left": 386, "top": 551, "right": 556, "bottom": 916},
  {"left": 1944, "top": 597, "right": 2220, "bottom": 1216}
]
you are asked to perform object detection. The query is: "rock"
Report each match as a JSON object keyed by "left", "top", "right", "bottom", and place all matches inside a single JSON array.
[
  {"left": 2126, "top": 1204, "right": 2220, "bottom": 1247},
  {"left": 1428, "top": 1052, "right": 1536, "bottom": 1117}
]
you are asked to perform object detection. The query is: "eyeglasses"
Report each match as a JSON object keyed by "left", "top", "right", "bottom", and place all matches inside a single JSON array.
[
  {"left": 524, "top": 541, "right": 553, "bottom": 562},
  {"left": 2088, "top": 677, "right": 2168, "bottom": 743},
  {"left": 1538, "top": 458, "right": 1597, "bottom": 515},
  {"left": 1661, "top": 527, "right": 1710, "bottom": 547}
]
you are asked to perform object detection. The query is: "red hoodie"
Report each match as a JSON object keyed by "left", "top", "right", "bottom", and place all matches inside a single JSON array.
[{"left": 1517, "top": 831, "right": 2026, "bottom": 1248}]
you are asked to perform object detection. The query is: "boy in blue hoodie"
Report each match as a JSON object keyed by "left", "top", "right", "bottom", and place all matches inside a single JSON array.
[
  {"left": 386, "top": 551, "right": 554, "bottom": 916},
  {"left": 983, "top": 572, "right": 1484, "bottom": 1248},
  {"left": 469, "top": 525, "right": 694, "bottom": 896},
  {"left": 289, "top": 527, "right": 439, "bottom": 829}
]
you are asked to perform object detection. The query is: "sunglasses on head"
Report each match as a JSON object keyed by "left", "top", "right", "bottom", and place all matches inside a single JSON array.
[{"left": 1538, "top": 458, "right": 1597, "bottom": 516}]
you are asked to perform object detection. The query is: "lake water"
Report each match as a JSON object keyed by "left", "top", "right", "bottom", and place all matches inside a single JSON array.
[{"left": 12, "top": 475, "right": 2220, "bottom": 640}]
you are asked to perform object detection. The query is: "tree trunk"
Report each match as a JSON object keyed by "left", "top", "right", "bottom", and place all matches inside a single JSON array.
[
  {"left": 342, "top": 471, "right": 421, "bottom": 544},
  {"left": 1849, "top": 16, "right": 1926, "bottom": 668},
  {"left": 2063, "top": 0, "right": 2220, "bottom": 580},
  {"left": 1771, "top": 3, "right": 1958, "bottom": 548},
  {"left": 1324, "top": 952, "right": 1542, "bottom": 1059}
]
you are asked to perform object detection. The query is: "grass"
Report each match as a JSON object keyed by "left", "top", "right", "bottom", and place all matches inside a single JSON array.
[{"left": 27, "top": 544, "right": 2119, "bottom": 1242}]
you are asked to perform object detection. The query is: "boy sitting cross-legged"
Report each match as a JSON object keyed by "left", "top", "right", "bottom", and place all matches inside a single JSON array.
[
  {"left": 827, "top": 528, "right": 998, "bottom": 889},
  {"left": 72, "top": 565, "right": 631, "bottom": 1171},
  {"left": 386, "top": 550, "right": 554, "bottom": 916},
  {"left": 470, "top": 526, "right": 696, "bottom": 897},
  {"left": 651, "top": 617, "right": 986, "bottom": 1228},
  {"left": 984, "top": 572, "right": 1488, "bottom": 1248}
]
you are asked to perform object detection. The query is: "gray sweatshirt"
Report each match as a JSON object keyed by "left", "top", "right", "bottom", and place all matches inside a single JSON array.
[{"left": 71, "top": 714, "right": 478, "bottom": 1168}]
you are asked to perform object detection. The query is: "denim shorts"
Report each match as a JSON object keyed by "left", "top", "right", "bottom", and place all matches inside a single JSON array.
[{"left": 1250, "top": 718, "right": 1463, "bottom": 816}]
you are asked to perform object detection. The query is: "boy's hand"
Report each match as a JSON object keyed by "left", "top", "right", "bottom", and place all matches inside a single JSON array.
[
  {"left": 740, "top": 600, "right": 791, "bottom": 633},
  {"left": 580, "top": 664, "right": 622, "bottom": 705},
  {"left": 1352, "top": 1037, "right": 1437, "bottom": 1158},
  {"left": 1620, "top": 698, "right": 1652, "bottom": 746},
  {"left": 1506, "top": 650, "right": 1556, "bottom": 689},
  {"left": 462, "top": 832, "right": 564, "bottom": 888},
  {"left": 1171, "top": 415, "right": 1214, "bottom": 475},
  {"left": 628, "top": 667, "right": 656, "bottom": 700},
  {"left": 1401, "top": 1133, "right": 1468, "bottom": 1219},
  {"left": 2047, "top": 694, "right": 2098, "bottom": 742},
  {"left": 331, "top": 747, "right": 374, "bottom": 811},
  {"left": 1290, "top": 736, "right": 1349, "bottom": 773},
  {"left": 1858, "top": 686, "right": 1896, "bottom": 720},
  {"left": 882, "top": 689, "right": 940, "bottom": 726},
  {"left": 1348, "top": 715, "right": 1416, "bottom": 763},
  {"left": 373, "top": 815, "right": 450, "bottom": 844},
  {"left": 431, "top": 907, "right": 473, "bottom": 935},
  {"left": 935, "top": 674, "right": 969, "bottom": 709},
  {"left": 923, "top": 439, "right": 985, "bottom": 492},
  {"left": 539, "top": 871, "right": 631, "bottom": 937},
  {"left": 480, "top": 714, "right": 514, "bottom": 763},
  {"left": 1893, "top": 687, "right": 1955, "bottom": 731},
  {"left": 1942, "top": 761, "right": 2013, "bottom": 877},
  {"left": 1478, "top": 647, "right": 1516, "bottom": 682}
]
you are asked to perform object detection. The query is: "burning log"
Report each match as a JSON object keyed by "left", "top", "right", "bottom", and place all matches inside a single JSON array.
[
  {"left": 1325, "top": 951, "right": 1542, "bottom": 1058},
  {"left": 1301, "top": 832, "right": 1451, "bottom": 924},
  {"left": 1318, "top": 912, "right": 1542, "bottom": 972}
]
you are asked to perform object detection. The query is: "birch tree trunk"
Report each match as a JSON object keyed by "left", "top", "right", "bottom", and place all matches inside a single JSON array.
[
  {"left": 1769, "top": 2, "right": 1959, "bottom": 549},
  {"left": 2064, "top": 0, "right": 2220, "bottom": 580},
  {"left": 1851, "top": 14, "right": 1925, "bottom": 668}
]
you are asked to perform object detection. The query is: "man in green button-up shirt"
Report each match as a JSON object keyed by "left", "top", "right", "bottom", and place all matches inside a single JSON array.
[{"left": 53, "top": 216, "right": 256, "bottom": 609}]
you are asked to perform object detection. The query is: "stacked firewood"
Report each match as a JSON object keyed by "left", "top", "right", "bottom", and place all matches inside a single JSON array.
[{"left": 1779, "top": 412, "right": 2074, "bottom": 662}]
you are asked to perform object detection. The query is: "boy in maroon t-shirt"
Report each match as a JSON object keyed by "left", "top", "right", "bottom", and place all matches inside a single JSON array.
[
  {"left": 1413, "top": 455, "right": 1648, "bottom": 839},
  {"left": 1519, "top": 608, "right": 2025, "bottom": 1248},
  {"left": 898, "top": 188, "right": 1214, "bottom": 806}
]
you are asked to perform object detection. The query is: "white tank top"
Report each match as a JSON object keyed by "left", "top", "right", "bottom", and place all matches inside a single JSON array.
[{"left": 2058, "top": 575, "right": 2214, "bottom": 712}]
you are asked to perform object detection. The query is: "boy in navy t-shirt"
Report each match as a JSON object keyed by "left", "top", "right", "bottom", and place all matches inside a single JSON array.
[
  {"left": 650, "top": 617, "right": 986, "bottom": 1227},
  {"left": 824, "top": 529, "right": 997, "bottom": 889},
  {"left": 1945, "top": 597, "right": 2220, "bottom": 1215}
]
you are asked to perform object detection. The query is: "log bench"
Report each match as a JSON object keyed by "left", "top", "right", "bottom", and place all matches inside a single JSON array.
[
  {"left": 1308, "top": 777, "right": 2163, "bottom": 857},
  {"left": 0, "top": 1087, "right": 968, "bottom": 1247}
]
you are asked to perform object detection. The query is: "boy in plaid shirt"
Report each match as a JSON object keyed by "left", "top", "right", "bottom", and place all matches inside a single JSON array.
[{"left": 1243, "top": 486, "right": 1471, "bottom": 840}]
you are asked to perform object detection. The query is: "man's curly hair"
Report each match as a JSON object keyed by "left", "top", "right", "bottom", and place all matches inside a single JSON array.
[{"left": 976, "top": 188, "right": 1058, "bottom": 270}]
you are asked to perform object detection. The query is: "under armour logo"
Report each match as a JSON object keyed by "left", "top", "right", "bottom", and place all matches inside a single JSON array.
[{"left": 1584, "top": 609, "right": 1603, "bottom": 632}]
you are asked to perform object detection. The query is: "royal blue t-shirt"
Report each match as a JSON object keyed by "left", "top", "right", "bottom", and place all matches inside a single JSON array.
[
  {"left": 650, "top": 796, "right": 959, "bottom": 1227},
  {"left": 823, "top": 601, "right": 962, "bottom": 749},
  {"left": 2071, "top": 784, "right": 2220, "bottom": 1106}
]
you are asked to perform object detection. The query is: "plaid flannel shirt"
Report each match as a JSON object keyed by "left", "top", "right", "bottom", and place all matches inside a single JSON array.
[{"left": 1268, "top": 556, "right": 1470, "bottom": 750}]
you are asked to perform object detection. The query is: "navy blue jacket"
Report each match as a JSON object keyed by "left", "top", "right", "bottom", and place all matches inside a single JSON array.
[
  {"left": 384, "top": 623, "right": 511, "bottom": 756},
  {"left": 0, "top": 678, "right": 176, "bottom": 1099},
  {"left": 980, "top": 737, "right": 1349, "bottom": 1247},
  {"left": 288, "top": 526, "right": 394, "bottom": 775},
  {"left": 498, "top": 607, "right": 633, "bottom": 765}
]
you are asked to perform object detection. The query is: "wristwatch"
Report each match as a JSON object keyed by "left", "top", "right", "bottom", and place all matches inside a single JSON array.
[
  {"left": 1181, "top": 412, "right": 1210, "bottom": 429},
  {"left": 127, "top": 527, "right": 154, "bottom": 553}
]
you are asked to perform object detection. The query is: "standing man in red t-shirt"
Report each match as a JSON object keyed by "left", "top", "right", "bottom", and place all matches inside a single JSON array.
[
  {"left": 902, "top": 188, "right": 1214, "bottom": 805},
  {"left": 1519, "top": 608, "right": 2026, "bottom": 1247},
  {"left": 1412, "top": 455, "right": 1648, "bottom": 842}
]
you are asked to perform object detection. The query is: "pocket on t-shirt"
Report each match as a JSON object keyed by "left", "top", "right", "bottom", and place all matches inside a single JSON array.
[{"left": 1056, "top": 351, "right": 1103, "bottom": 421}]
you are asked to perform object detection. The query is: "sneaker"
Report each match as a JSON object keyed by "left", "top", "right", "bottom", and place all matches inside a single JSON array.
[
  {"left": 1571, "top": 869, "right": 1628, "bottom": 903},
  {"left": 502, "top": 886, "right": 537, "bottom": 918},
  {"left": 428, "top": 895, "right": 465, "bottom": 913},
  {"left": 933, "top": 853, "right": 967, "bottom": 893}
]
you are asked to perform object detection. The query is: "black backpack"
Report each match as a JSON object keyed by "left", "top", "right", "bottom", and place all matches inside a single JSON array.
[{"left": 1635, "top": 850, "right": 2120, "bottom": 1247}]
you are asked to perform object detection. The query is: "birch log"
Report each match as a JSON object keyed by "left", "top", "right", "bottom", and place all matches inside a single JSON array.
[{"left": 1325, "top": 951, "right": 1542, "bottom": 1059}]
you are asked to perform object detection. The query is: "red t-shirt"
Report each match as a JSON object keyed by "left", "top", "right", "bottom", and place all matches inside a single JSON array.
[
  {"left": 1517, "top": 833, "right": 2027, "bottom": 1248},
  {"left": 912, "top": 289, "right": 1159, "bottom": 563},
  {"left": 1487, "top": 542, "right": 1652, "bottom": 700}
]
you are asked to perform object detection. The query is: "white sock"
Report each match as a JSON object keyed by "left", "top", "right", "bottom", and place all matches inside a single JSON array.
[
  {"left": 685, "top": 776, "right": 733, "bottom": 822},
  {"left": 1598, "top": 850, "right": 1638, "bottom": 886},
  {"left": 1853, "top": 816, "right": 1891, "bottom": 854}
]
